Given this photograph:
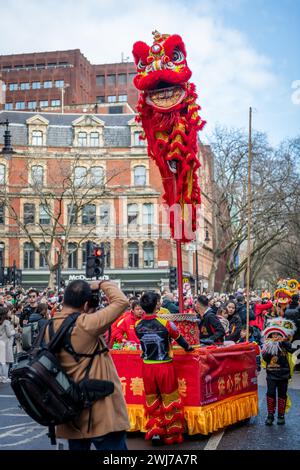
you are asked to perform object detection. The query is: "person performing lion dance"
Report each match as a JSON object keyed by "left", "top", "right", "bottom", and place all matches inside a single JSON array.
[
  {"left": 132, "top": 31, "right": 204, "bottom": 445},
  {"left": 132, "top": 30, "right": 206, "bottom": 242}
]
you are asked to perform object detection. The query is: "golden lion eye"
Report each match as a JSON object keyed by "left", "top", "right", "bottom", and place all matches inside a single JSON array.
[
  {"left": 172, "top": 48, "right": 185, "bottom": 63},
  {"left": 137, "top": 59, "right": 146, "bottom": 71}
]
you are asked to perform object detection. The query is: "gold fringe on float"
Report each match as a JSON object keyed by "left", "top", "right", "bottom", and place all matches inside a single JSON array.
[{"left": 126, "top": 392, "right": 258, "bottom": 435}]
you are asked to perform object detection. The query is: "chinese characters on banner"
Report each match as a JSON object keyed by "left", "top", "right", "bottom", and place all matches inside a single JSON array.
[{"left": 111, "top": 343, "right": 257, "bottom": 407}]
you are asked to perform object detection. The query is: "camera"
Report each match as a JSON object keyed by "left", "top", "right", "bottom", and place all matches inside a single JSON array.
[{"left": 88, "top": 289, "right": 101, "bottom": 309}]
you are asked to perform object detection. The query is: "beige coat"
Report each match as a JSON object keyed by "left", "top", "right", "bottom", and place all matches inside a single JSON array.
[{"left": 48, "top": 281, "right": 130, "bottom": 439}]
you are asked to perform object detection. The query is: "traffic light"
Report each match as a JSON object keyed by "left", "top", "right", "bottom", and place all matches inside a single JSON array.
[
  {"left": 169, "top": 266, "right": 177, "bottom": 292},
  {"left": 86, "top": 243, "right": 105, "bottom": 279}
]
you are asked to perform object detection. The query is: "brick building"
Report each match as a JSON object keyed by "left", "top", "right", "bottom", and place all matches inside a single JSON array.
[
  {"left": 0, "top": 49, "right": 139, "bottom": 112},
  {"left": 0, "top": 109, "right": 214, "bottom": 292}
]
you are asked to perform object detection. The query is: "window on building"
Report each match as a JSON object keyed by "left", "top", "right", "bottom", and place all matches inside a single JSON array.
[
  {"left": 0, "top": 165, "right": 5, "bottom": 185},
  {"left": 107, "top": 95, "right": 117, "bottom": 103},
  {"left": 90, "top": 166, "right": 104, "bottom": 186},
  {"left": 118, "top": 94, "right": 127, "bottom": 102},
  {"left": 43, "top": 81, "right": 52, "bottom": 88},
  {"left": 25, "top": 64, "right": 34, "bottom": 69},
  {"left": 40, "top": 100, "right": 49, "bottom": 108},
  {"left": 24, "top": 203, "right": 35, "bottom": 224},
  {"left": 24, "top": 242, "right": 35, "bottom": 269},
  {"left": 143, "top": 241, "right": 154, "bottom": 268},
  {"left": 0, "top": 204, "right": 4, "bottom": 224},
  {"left": 47, "top": 63, "right": 57, "bottom": 68},
  {"left": 134, "top": 166, "right": 146, "bottom": 186},
  {"left": 67, "top": 204, "right": 78, "bottom": 224},
  {"left": 16, "top": 102, "right": 25, "bottom": 110},
  {"left": 31, "top": 165, "right": 44, "bottom": 187},
  {"left": 0, "top": 243, "right": 4, "bottom": 267},
  {"left": 74, "top": 166, "right": 87, "bottom": 187},
  {"left": 143, "top": 203, "right": 154, "bottom": 225},
  {"left": 4, "top": 103, "right": 13, "bottom": 110},
  {"left": 39, "top": 242, "right": 49, "bottom": 268},
  {"left": 82, "top": 204, "right": 96, "bottom": 225},
  {"left": 9, "top": 83, "right": 18, "bottom": 91},
  {"left": 55, "top": 80, "right": 64, "bottom": 88},
  {"left": 104, "top": 242, "right": 111, "bottom": 268},
  {"left": 107, "top": 75, "right": 116, "bottom": 86},
  {"left": 78, "top": 132, "right": 87, "bottom": 147},
  {"left": 32, "top": 130, "right": 43, "bottom": 146},
  {"left": 129, "top": 73, "right": 136, "bottom": 83},
  {"left": 100, "top": 204, "right": 110, "bottom": 226},
  {"left": 68, "top": 243, "right": 78, "bottom": 269},
  {"left": 128, "top": 242, "right": 139, "bottom": 268},
  {"left": 28, "top": 101, "right": 37, "bottom": 110},
  {"left": 127, "top": 203, "right": 139, "bottom": 225},
  {"left": 96, "top": 96, "right": 105, "bottom": 103},
  {"left": 109, "top": 106, "right": 123, "bottom": 114},
  {"left": 20, "top": 82, "right": 30, "bottom": 90},
  {"left": 32, "top": 81, "right": 41, "bottom": 89},
  {"left": 133, "top": 131, "right": 144, "bottom": 146},
  {"left": 39, "top": 204, "right": 51, "bottom": 225},
  {"left": 51, "top": 99, "right": 60, "bottom": 107},
  {"left": 90, "top": 132, "right": 99, "bottom": 147},
  {"left": 96, "top": 75, "right": 105, "bottom": 87},
  {"left": 36, "top": 63, "right": 45, "bottom": 69},
  {"left": 118, "top": 74, "right": 127, "bottom": 86}
]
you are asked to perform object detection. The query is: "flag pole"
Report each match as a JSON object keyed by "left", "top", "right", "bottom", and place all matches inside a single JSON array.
[{"left": 246, "top": 107, "right": 252, "bottom": 342}]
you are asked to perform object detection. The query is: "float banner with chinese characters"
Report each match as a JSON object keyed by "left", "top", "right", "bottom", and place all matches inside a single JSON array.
[{"left": 111, "top": 343, "right": 257, "bottom": 407}]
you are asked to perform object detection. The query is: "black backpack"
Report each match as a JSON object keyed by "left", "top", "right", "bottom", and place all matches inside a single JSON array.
[{"left": 11, "top": 312, "right": 114, "bottom": 445}]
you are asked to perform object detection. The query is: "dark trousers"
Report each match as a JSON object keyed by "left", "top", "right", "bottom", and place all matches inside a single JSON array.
[
  {"left": 266, "top": 378, "right": 288, "bottom": 399},
  {"left": 68, "top": 431, "right": 127, "bottom": 451}
]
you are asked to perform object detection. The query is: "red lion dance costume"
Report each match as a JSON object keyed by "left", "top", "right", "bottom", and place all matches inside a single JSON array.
[
  {"left": 132, "top": 30, "right": 206, "bottom": 242},
  {"left": 132, "top": 31, "right": 205, "bottom": 445}
]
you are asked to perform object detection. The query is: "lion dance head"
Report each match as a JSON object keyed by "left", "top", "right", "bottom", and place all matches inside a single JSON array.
[{"left": 132, "top": 31, "right": 206, "bottom": 242}]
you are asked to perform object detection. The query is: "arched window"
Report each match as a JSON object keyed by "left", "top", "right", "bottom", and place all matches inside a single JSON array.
[
  {"left": 90, "top": 167, "right": 104, "bottom": 186},
  {"left": 128, "top": 242, "right": 139, "bottom": 268},
  {"left": 74, "top": 166, "right": 87, "bottom": 187},
  {"left": 0, "top": 242, "right": 5, "bottom": 268},
  {"left": 68, "top": 243, "right": 78, "bottom": 269},
  {"left": 143, "top": 241, "right": 154, "bottom": 268},
  {"left": 78, "top": 132, "right": 87, "bottom": 147},
  {"left": 143, "top": 203, "right": 154, "bottom": 225},
  {"left": 127, "top": 203, "right": 138, "bottom": 225},
  {"left": 100, "top": 204, "right": 110, "bottom": 226},
  {"left": 0, "top": 164, "right": 6, "bottom": 185},
  {"left": 32, "top": 130, "right": 43, "bottom": 146},
  {"left": 90, "top": 132, "right": 99, "bottom": 147},
  {"left": 39, "top": 242, "right": 49, "bottom": 268},
  {"left": 31, "top": 165, "right": 44, "bottom": 187},
  {"left": 103, "top": 242, "right": 111, "bottom": 268},
  {"left": 134, "top": 166, "right": 146, "bottom": 186},
  {"left": 24, "top": 242, "right": 35, "bottom": 269},
  {"left": 82, "top": 204, "right": 96, "bottom": 225}
]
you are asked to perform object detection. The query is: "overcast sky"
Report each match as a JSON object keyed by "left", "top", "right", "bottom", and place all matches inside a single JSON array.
[{"left": 1, "top": 0, "right": 299, "bottom": 146}]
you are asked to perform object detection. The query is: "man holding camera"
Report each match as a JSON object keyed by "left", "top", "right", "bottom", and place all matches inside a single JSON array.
[{"left": 47, "top": 279, "right": 130, "bottom": 450}]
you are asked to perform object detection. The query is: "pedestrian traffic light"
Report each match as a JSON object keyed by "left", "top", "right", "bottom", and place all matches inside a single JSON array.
[
  {"left": 86, "top": 243, "right": 105, "bottom": 279},
  {"left": 169, "top": 266, "right": 177, "bottom": 292}
]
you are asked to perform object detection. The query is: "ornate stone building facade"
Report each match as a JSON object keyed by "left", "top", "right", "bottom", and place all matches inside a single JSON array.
[{"left": 0, "top": 109, "right": 214, "bottom": 292}]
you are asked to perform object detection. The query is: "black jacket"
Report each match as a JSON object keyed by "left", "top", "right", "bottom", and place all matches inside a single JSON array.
[
  {"left": 198, "top": 310, "right": 225, "bottom": 343},
  {"left": 262, "top": 341, "right": 295, "bottom": 381},
  {"left": 162, "top": 299, "right": 179, "bottom": 314},
  {"left": 28, "top": 312, "right": 48, "bottom": 331},
  {"left": 226, "top": 314, "right": 242, "bottom": 342},
  {"left": 285, "top": 305, "right": 300, "bottom": 341},
  {"left": 19, "top": 305, "right": 38, "bottom": 327},
  {"left": 236, "top": 302, "right": 255, "bottom": 325}
]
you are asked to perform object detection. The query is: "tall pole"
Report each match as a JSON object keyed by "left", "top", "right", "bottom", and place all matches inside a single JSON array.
[
  {"left": 13, "top": 260, "right": 16, "bottom": 289},
  {"left": 246, "top": 107, "right": 252, "bottom": 342},
  {"left": 195, "top": 247, "right": 199, "bottom": 296},
  {"left": 61, "top": 87, "right": 64, "bottom": 114},
  {"left": 173, "top": 175, "right": 184, "bottom": 313}
]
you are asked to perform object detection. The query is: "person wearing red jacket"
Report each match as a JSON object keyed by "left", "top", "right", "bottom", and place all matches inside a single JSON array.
[
  {"left": 110, "top": 301, "right": 144, "bottom": 345},
  {"left": 250, "top": 295, "right": 273, "bottom": 331}
]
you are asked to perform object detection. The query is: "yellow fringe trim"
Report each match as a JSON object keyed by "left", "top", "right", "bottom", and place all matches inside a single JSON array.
[{"left": 126, "top": 391, "right": 258, "bottom": 435}]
